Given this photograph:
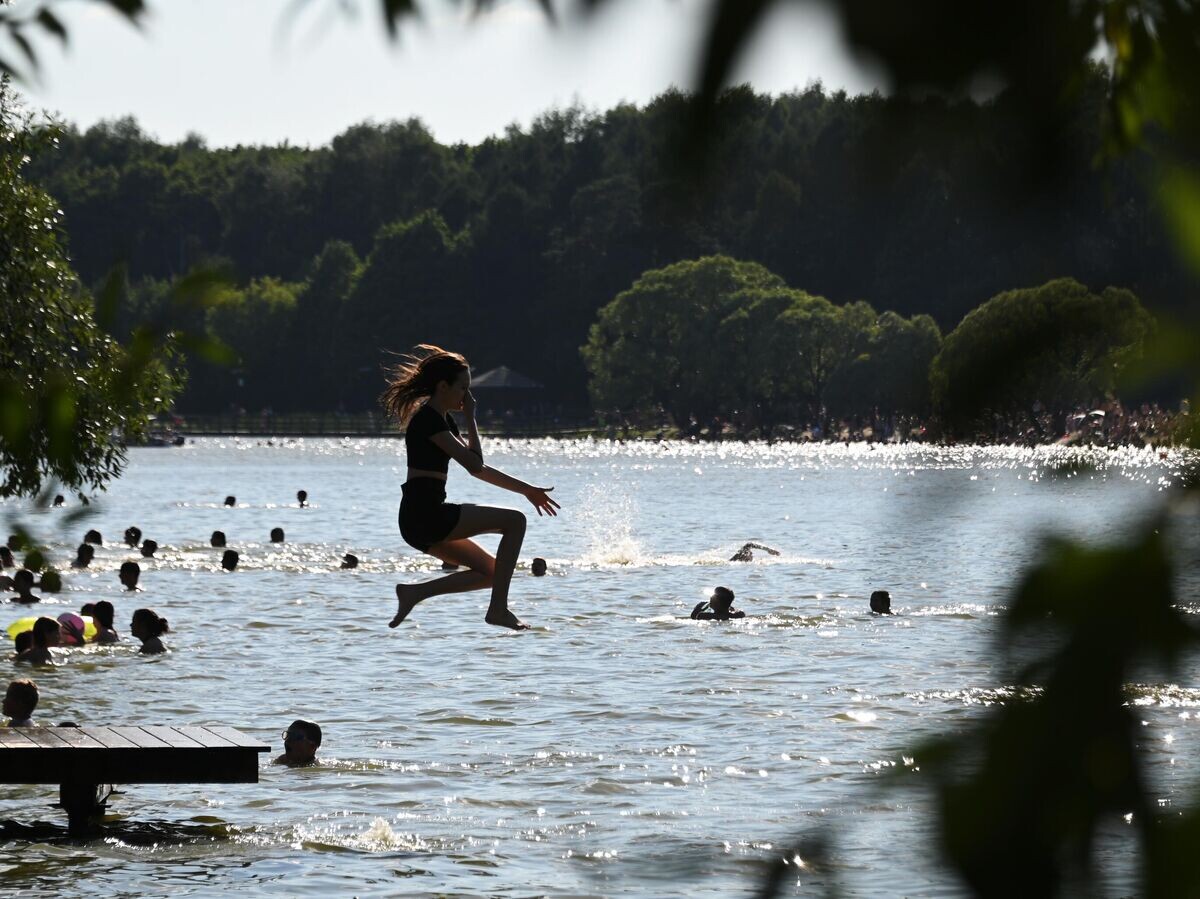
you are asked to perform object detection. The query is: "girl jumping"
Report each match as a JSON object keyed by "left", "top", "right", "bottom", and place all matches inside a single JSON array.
[{"left": 383, "top": 345, "right": 560, "bottom": 630}]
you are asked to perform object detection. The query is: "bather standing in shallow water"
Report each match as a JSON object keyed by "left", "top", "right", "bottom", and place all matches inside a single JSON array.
[{"left": 383, "top": 345, "right": 560, "bottom": 631}]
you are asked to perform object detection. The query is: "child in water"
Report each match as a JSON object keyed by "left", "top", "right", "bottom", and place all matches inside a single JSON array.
[
  {"left": 16, "top": 617, "right": 61, "bottom": 665},
  {"left": 91, "top": 601, "right": 120, "bottom": 644},
  {"left": 3, "top": 679, "right": 38, "bottom": 726},
  {"left": 131, "top": 608, "right": 169, "bottom": 654},
  {"left": 690, "top": 586, "right": 745, "bottom": 621}
]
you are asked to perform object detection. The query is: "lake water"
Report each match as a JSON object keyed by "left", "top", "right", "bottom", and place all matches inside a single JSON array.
[{"left": 0, "top": 438, "right": 1197, "bottom": 897}]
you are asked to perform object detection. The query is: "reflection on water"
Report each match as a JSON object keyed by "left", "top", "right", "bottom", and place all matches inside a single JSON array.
[{"left": 0, "top": 439, "right": 1196, "bottom": 896}]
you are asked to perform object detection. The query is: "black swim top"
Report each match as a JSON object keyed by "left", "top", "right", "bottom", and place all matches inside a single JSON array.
[{"left": 405, "top": 404, "right": 461, "bottom": 473}]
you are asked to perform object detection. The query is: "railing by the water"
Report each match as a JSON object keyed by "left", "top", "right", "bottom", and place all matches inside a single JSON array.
[{"left": 170, "top": 412, "right": 603, "bottom": 439}]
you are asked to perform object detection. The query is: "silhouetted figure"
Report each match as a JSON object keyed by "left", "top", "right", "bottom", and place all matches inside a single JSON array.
[
  {"left": 223, "top": 495, "right": 237, "bottom": 507},
  {"left": 210, "top": 530, "right": 226, "bottom": 548},
  {"left": 0, "top": 547, "right": 12, "bottom": 568},
  {"left": 3, "top": 679, "right": 38, "bottom": 726},
  {"left": 531, "top": 557, "right": 547, "bottom": 577},
  {"left": 80, "top": 602, "right": 96, "bottom": 616},
  {"left": 140, "top": 539, "right": 158, "bottom": 558},
  {"left": 221, "top": 550, "right": 239, "bottom": 571},
  {"left": 297, "top": 490, "right": 308, "bottom": 507},
  {"left": 52, "top": 495, "right": 65, "bottom": 507},
  {"left": 119, "top": 561, "right": 140, "bottom": 591},
  {"left": 870, "top": 590, "right": 893, "bottom": 615},
  {"left": 37, "top": 570, "right": 61, "bottom": 593},
  {"left": 340, "top": 553, "right": 359, "bottom": 569},
  {"left": 10, "top": 570, "right": 37, "bottom": 604},
  {"left": 92, "top": 600, "right": 119, "bottom": 644},
  {"left": 72, "top": 544, "right": 94, "bottom": 569},
  {"left": 270, "top": 527, "right": 284, "bottom": 543},
  {"left": 12, "top": 630, "right": 32, "bottom": 656},
  {"left": 123, "top": 526, "right": 142, "bottom": 547},
  {"left": 690, "top": 586, "right": 745, "bottom": 621},
  {"left": 131, "top": 608, "right": 169, "bottom": 654},
  {"left": 84, "top": 529, "right": 103, "bottom": 546},
  {"left": 16, "top": 617, "right": 60, "bottom": 665},
  {"left": 730, "top": 542, "right": 780, "bottom": 562},
  {"left": 274, "top": 719, "right": 322, "bottom": 767},
  {"left": 7, "top": 534, "right": 25, "bottom": 551}
]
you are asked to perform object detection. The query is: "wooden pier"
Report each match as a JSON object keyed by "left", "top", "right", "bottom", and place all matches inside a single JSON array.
[{"left": 0, "top": 725, "right": 270, "bottom": 835}]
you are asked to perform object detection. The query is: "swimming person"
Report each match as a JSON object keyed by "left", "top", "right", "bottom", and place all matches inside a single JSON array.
[
  {"left": 270, "top": 527, "right": 285, "bottom": 543},
  {"left": 9, "top": 570, "right": 38, "bottom": 604},
  {"left": 123, "top": 526, "right": 142, "bottom": 548},
  {"left": 211, "top": 530, "right": 227, "bottom": 548},
  {"left": 531, "top": 558, "right": 547, "bottom": 577},
  {"left": 12, "top": 630, "right": 32, "bottom": 657},
  {"left": 0, "top": 547, "right": 12, "bottom": 567},
  {"left": 340, "top": 553, "right": 359, "bottom": 569},
  {"left": 870, "top": 590, "right": 894, "bottom": 615},
  {"left": 130, "top": 608, "right": 169, "bottom": 654},
  {"left": 383, "top": 345, "right": 561, "bottom": 631},
  {"left": 140, "top": 539, "right": 158, "bottom": 558},
  {"left": 730, "top": 542, "right": 781, "bottom": 562},
  {"left": 274, "top": 719, "right": 322, "bottom": 766},
  {"left": 37, "top": 570, "right": 61, "bottom": 593},
  {"left": 16, "top": 617, "right": 60, "bottom": 665},
  {"left": 119, "top": 561, "right": 141, "bottom": 591},
  {"left": 221, "top": 550, "right": 239, "bottom": 571},
  {"left": 3, "top": 679, "right": 38, "bottom": 726},
  {"left": 91, "top": 601, "right": 119, "bottom": 643},
  {"left": 84, "top": 529, "right": 103, "bottom": 546},
  {"left": 690, "top": 587, "right": 746, "bottom": 621},
  {"left": 223, "top": 496, "right": 236, "bottom": 507},
  {"left": 297, "top": 490, "right": 308, "bottom": 508},
  {"left": 72, "top": 544, "right": 94, "bottom": 569}
]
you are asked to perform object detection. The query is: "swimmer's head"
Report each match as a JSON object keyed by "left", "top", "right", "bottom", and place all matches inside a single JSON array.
[
  {"left": 211, "top": 530, "right": 227, "bottom": 548},
  {"left": 32, "top": 617, "right": 60, "bottom": 648},
  {"left": 140, "top": 539, "right": 158, "bottom": 558},
  {"left": 131, "top": 608, "right": 169, "bottom": 639},
  {"left": 0, "top": 547, "right": 12, "bottom": 567},
  {"left": 223, "top": 495, "right": 236, "bottom": 507},
  {"left": 340, "top": 553, "right": 359, "bottom": 569},
  {"left": 531, "top": 558, "right": 547, "bottom": 577},
  {"left": 282, "top": 719, "right": 322, "bottom": 765},
  {"left": 297, "top": 490, "right": 308, "bottom": 505},
  {"left": 39, "top": 570, "right": 61, "bottom": 592},
  {"left": 270, "top": 527, "right": 285, "bottom": 543},
  {"left": 119, "top": 561, "right": 140, "bottom": 589},
  {"left": 93, "top": 600, "right": 115, "bottom": 630},
  {"left": 4, "top": 679, "right": 38, "bottom": 720},
  {"left": 870, "top": 590, "right": 892, "bottom": 615},
  {"left": 710, "top": 586, "right": 735, "bottom": 611},
  {"left": 221, "top": 549, "right": 239, "bottom": 571},
  {"left": 13, "top": 569, "right": 34, "bottom": 591},
  {"left": 124, "top": 526, "right": 142, "bottom": 547},
  {"left": 74, "top": 543, "right": 94, "bottom": 567},
  {"left": 13, "top": 630, "right": 32, "bottom": 654},
  {"left": 84, "top": 529, "right": 102, "bottom": 546},
  {"left": 52, "top": 494, "right": 64, "bottom": 507},
  {"left": 381, "top": 344, "right": 470, "bottom": 424}
]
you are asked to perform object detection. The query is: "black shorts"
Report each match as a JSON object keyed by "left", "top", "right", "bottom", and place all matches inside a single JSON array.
[{"left": 399, "top": 478, "right": 462, "bottom": 552}]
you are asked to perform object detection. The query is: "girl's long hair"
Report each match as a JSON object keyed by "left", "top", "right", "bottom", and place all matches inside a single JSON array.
[{"left": 380, "top": 344, "right": 469, "bottom": 426}]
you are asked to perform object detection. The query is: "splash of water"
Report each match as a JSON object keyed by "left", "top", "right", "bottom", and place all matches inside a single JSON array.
[{"left": 576, "top": 484, "right": 645, "bottom": 566}]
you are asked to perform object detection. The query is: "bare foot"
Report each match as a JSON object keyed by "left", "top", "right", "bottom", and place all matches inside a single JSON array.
[
  {"left": 389, "top": 584, "right": 422, "bottom": 628},
  {"left": 485, "top": 608, "right": 531, "bottom": 631}
]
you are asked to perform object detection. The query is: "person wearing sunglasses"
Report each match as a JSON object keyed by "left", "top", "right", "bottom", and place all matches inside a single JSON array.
[{"left": 275, "top": 720, "right": 322, "bottom": 767}]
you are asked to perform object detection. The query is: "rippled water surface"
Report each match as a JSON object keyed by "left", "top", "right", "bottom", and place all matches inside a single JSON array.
[{"left": 1, "top": 439, "right": 1197, "bottom": 897}]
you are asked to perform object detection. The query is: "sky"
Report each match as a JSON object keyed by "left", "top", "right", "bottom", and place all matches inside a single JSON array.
[{"left": 5, "top": 0, "right": 881, "bottom": 148}]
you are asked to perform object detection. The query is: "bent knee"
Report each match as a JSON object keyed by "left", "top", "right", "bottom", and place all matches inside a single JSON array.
[{"left": 502, "top": 510, "right": 527, "bottom": 532}]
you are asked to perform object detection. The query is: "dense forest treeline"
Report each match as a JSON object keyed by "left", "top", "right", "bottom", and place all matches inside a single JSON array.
[{"left": 26, "top": 66, "right": 1189, "bottom": 413}]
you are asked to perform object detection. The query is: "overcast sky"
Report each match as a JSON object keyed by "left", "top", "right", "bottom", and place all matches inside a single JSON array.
[{"left": 5, "top": 0, "right": 881, "bottom": 148}]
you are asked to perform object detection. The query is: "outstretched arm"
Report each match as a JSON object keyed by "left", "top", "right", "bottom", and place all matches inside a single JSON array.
[{"left": 431, "top": 430, "right": 561, "bottom": 516}]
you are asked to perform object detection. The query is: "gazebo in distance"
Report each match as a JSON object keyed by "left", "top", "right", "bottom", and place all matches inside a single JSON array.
[{"left": 470, "top": 365, "right": 545, "bottom": 420}]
